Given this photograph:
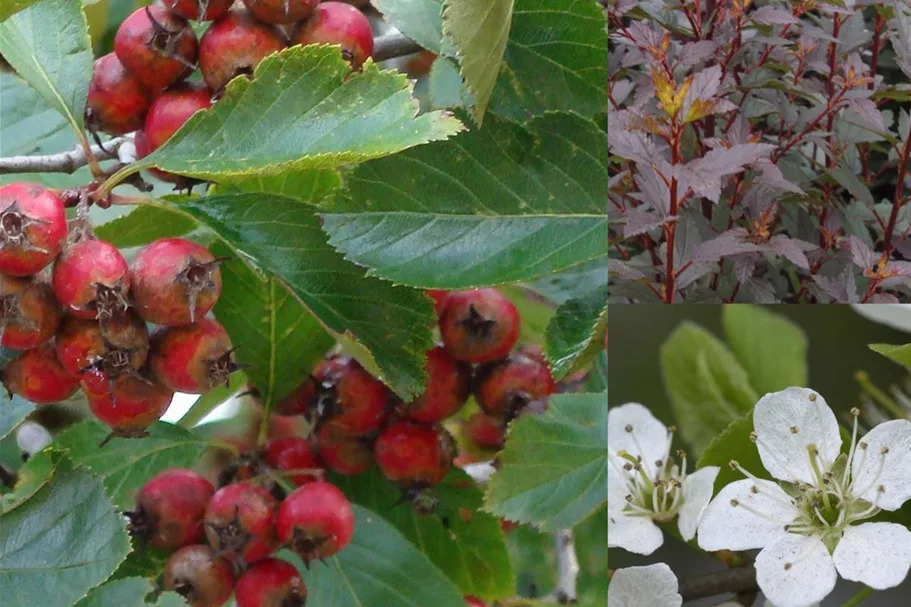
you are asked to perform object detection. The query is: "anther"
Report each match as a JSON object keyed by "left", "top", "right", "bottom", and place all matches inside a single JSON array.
[
  {"left": 808, "top": 393, "right": 817, "bottom": 402},
  {"left": 730, "top": 499, "right": 740, "bottom": 507},
  {"left": 790, "top": 426, "right": 799, "bottom": 434},
  {"left": 624, "top": 424, "right": 633, "bottom": 433}
]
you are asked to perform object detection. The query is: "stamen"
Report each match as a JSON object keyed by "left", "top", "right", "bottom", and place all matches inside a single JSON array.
[{"left": 843, "top": 408, "right": 861, "bottom": 487}]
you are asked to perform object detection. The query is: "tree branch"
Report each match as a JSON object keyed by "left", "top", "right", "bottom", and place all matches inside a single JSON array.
[
  {"left": 373, "top": 31, "right": 424, "bottom": 62},
  {"left": 544, "top": 529, "right": 580, "bottom": 604},
  {"left": 0, "top": 135, "right": 131, "bottom": 176},
  {"left": 678, "top": 565, "right": 759, "bottom": 602}
]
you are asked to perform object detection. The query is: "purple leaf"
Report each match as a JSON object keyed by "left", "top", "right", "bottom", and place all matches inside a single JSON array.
[
  {"left": 608, "top": 129, "right": 660, "bottom": 166},
  {"left": 678, "top": 41, "right": 718, "bottom": 67},
  {"left": 623, "top": 208, "right": 666, "bottom": 238},
  {"left": 766, "top": 235, "right": 811, "bottom": 269},
  {"left": 848, "top": 235, "right": 876, "bottom": 269},
  {"left": 754, "top": 159, "right": 805, "bottom": 194},
  {"left": 689, "top": 229, "right": 763, "bottom": 264},
  {"left": 750, "top": 6, "right": 799, "bottom": 26},
  {"left": 679, "top": 144, "right": 776, "bottom": 202},
  {"left": 844, "top": 98, "right": 886, "bottom": 133},
  {"left": 609, "top": 259, "right": 647, "bottom": 281},
  {"left": 634, "top": 164, "right": 671, "bottom": 215}
]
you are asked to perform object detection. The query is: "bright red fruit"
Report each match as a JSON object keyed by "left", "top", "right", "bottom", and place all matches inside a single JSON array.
[
  {"left": 0, "top": 182, "right": 67, "bottom": 276},
  {"left": 143, "top": 84, "right": 213, "bottom": 150},
  {"left": 164, "top": 0, "right": 234, "bottom": 21},
  {"left": 428, "top": 289, "right": 449, "bottom": 315},
  {"left": 55, "top": 313, "right": 149, "bottom": 379},
  {"left": 204, "top": 482, "right": 278, "bottom": 565},
  {"left": 84, "top": 373, "right": 173, "bottom": 440},
  {"left": 2, "top": 343, "right": 78, "bottom": 404},
  {"left": 439, "top": 289, "right": 520, "bottom": 363},
  {"left": 405, "top": 346, "right": 470, "bottom": 424},
  {"left": 52, "top": 239, "right": 131, "bottom": 321},
  {"left": 130, "top": 468, "right": 215, "bottom": 550},
  {"left": 275, "top": 356, "right": 390, "bottom": 436},
  {"left": 314, "top": 422, "right": 374, "bottom": 475},
  {"left": 374, "top": 421, "right": 454, "bottom": 487},
  {"left": 276, "top": 481, "right": 354, "bottom": 564},
  {"left": 163, "top": 545, "right": 235, "bottom": 607},
  {"left": 235, "top": 558, "right": 306, "bottom": 607},
  {"left": 130, "top": 238, "right": 224, "bottom": 326},
  {"left": 0, "top": 276, "right": 61, "bottom": 350},
  {"left": 464, "top": 412, "right": 506, "bottom": 449},
  {"left": 464, "top": 597, "right": 486, "bottom": 607},
  {"left": 242, "top": 0, "right": 318, "bottom": 25},
  {"left": 264, "top": 437, "right": 323, "bottom": 486},
  {"left": 198, "top": 8, "right": 287, "bottom": 92},
  {"left": 85, "top": 53, "right": 153, "bottom": 135},
  {"left": 292, "top": 2, "right": 374, "bottom": 69},
  {"left": 114, "top": 6, "right": 198, "bottom": 91},
  {"left": 473, "top": 352, "right": 555, "bottom": 420},
  {"left": 149, "top": 318, "right": 236, "bottom": 393}
]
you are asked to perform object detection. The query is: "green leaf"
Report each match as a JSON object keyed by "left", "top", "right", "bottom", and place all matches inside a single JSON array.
[
  {"left": 697, "top": 410, "right": 768, "bottom": 489},
  {"left": 0, "top": 0, "right": 40, "bottom": 22},
  {"left": 0, "top": 449, "right": 56, "bottom": 513},
  {"left": 325, "top": 112, "right": 607, "bottom": 288},
  {"left": 869, "top": 343, "right": 911, "bottom": 368},
  {"left": 441, "top": 0, "right": 514, "bottom": 123},
  {"left": 545, "top": 284, "right": 607, "bottom": 380},
  {"left": 176, "top": 372, "right": 247, "bottom": 429},
  {"left": 374, "top": 0, "right": 445, "bottom": 54},
  {"left": 138, "top": 45, "right": 462, "bottom": 181},
  {"left": 94, "top": 206, "right": 198, "bottom": 250},
  {"left": 485, "top": 392, "right": 607, "bottom": 530},
  {"left": 499, "top": 284, "right": 555, "bottom": 345},
  {"left": 213, "top": 242, "right": 335, "bottom": 409},
  {"left": 660, "top": 322, "right": 759, "bottom": 455},
  {"left": 0, "top": 0, "right": 93, "bottom": 136},
  {"left": 333, "top": 468, "right": 514, "bottom": 598},
  {"left": 488, "top": 0, "right": 608, "bottom": 120},
  {"left": 0, "top": 455, "right": 131, "bottom": 607},
  {"left": 174, "top": 194, "right": 434, "bottom": 400},
  {"left": 428, "top": 56, "right": 472, "bottom": 110},
  {"left": 0, "top": 392, "right": 33, "bottom": 441},
  {"left": 586, "top": 350, "right": 607, "bottom": 393},
  {"left": 298, "top": 504, "right": 467, "bottom": 607},
  {"left": 74, "top": 577, "right": 186, "bottom": 607},
  {"left": 109, "top": 542, "right": 172, "bottom": 582},
  {"left": 722, "top": 305, "right": 808, "bottom": 396},
  {"left": 530, "top": 258, "right": 609, "bottom": 305},
  {"left": 52, "top": 420, "right": 212, "bottom": 509},
  {"left": 217, "top": 168, "right": 342, "bottom": 206}
]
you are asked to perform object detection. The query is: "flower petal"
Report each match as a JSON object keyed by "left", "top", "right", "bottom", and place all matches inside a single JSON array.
[
  {"left": 678, "top": 466, "right": 719, "bottom": 541},
  {"left": 833, "top": 522, "right": 911, "bottom": 589},
  {"left": 755, "top": 534, "right": 836, "bottom": 607},
  {"left": 849, "top": 419, "right": 911, "bottom": 510},
  {"left": 608, "top": 403, "right": 671, "bottom": 478},
  {"left": 697, "top": 479, "right": 798, "bottom": 551},
  {"left": 753, "top": 387, "right": 841, "bottom": 484},
  {"left": 608, "top": 512, "right": 664, "bottom": 555},
  {"left": 608, "top": 563, "right": 682, "bottom": 607}
]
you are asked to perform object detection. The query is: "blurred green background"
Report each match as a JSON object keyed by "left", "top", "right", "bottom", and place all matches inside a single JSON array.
[{"left": 608, "top": 304, "right": 911, "bottom": 606}]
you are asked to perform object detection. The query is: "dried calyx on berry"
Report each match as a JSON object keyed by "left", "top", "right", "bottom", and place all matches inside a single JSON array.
[
  {"left": 374, "top": 421, "right": 455, "bottom": 512},
  {"left": 0, "top": 183, "right": 67, "bottom": 277},
  {"left": 149, "top": 318, "right": 238, "bottom": 394},
  {"left": 473, "top": 351, "right": 556, "bottom": 422},
  {"left": 163, "top": 544, "right": 234, "bottom": 607},
  {"left": 52, "top": 238, "right": 132, "bottom": 322},
  {"left": 439, "top": 289, "right": 520, "bottom": 363},
  {"left": 292, "top": 1, "right": 374, "bottom": 70},
  {"left": 127, "top": 468, "right": 214, "bottom": 550},
  {"left": 114, "top": 6, "right": 198, "bottom": 91},
  {"left": 204, "top": 481, "right": 279, "bottom": 565},
  {"left": 0, "top": 275, "right": 62, "bottom": 350},
  {"left": 276, "top": 481, "right": 354, "bottom": 565}
]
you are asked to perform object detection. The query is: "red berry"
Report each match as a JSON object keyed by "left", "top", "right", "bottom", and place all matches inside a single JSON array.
[
  {"left": 314, "top": 422, "right": 373, "bottom": 475},
  {"left": 464, "top": 412, "right": 505, "bottom": 450},
  {"left": 164, "top": 0, "right": 234, "bottom": 21},
  {"left": 143, "top": 84, "right": 213, "bottom": 151},
  {"left": 55, "top": 312, "right": 149, "bottom": 380},
  {"left": 464, "top": 597, "right": 486, "bottom": 607},
  {"left": 276, "top": 481, "right": 354, "bottom": 564},
  {"left": 292, "top": 2, "right": 374, "bottom": 69},
  {"left": 428, "top": 289, "right": 449, "bottom": 315},
  {"left": 0, "top": 182, "right": 67, "bottom": 277},
  {"left": 264, "top": 437, "right": 323, "bottom": 486},
  {"left": 130, "top": 238, "right": 224, "bottom": 326},
  {"left": 439, "top": 289, "right": 520, "bottom": 363},
  {"left": 235, "top": 558, "right": 306, "bottom": 607},
  {"left": 85, "top": 53, "right": 153, "bottom": 135},
  {"left": 199, "top": 8, "right": 287, "bottom": 92},
  {"left": 134, "top": 126, "right": 193, "bottom": 187},
  {"left": 114, "top": 6, "right": 198, "bottom": 91},
  {"left": 242, "top": 0, "right": 318, "bottom": 25},
  {"left": 405, "top": 346, "right": 470, "bottom": 424},
  {"left": 2, "top": 343, "right": 78, "bottom": 404},
  {"left": 0, "top": 275, "right": 61, "bottom": 350},
  {"left": 52, "top": 239, "right": 131, "bottom": 321},
  {"left": 204, "top": 482, "right": 279, "bottom": 565},
  {"left": 149, "top": 318, "right": 236, "bottom": 393},
  {"left": 84, "top": 373, "right": 174, "bottom": 440},
  {"left": 473, "top": 352, "right": 555, "bottom": 420},
  {"left": 163, "top": 545, "right": 235, "bottom": 607},
  {"left": 276, "top": 356, "right": 391, "bottom": 435},
  {"left": 130, "top": 468, "right": 215, "bottom": 550},
  {"left": 374, "top": 421, "right": 454, "bottom": 487}
]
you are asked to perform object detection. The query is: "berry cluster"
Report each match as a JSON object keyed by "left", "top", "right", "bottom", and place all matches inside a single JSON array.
[
  {"left": 87, "top": 1, "right": 375, "bottom": 187},
  {"left": 130, "top": 467, "right": 354, "bottom": 607},
  {"left": 0, "top": 181, "right": 233, "bottom": 442},
  {"left": 218, "top": 287, "right": 555, "bottom": 512}
]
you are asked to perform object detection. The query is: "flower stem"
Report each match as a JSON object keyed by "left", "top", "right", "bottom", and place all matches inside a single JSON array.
[{"left": 841, "top": 586, "right": 875, "bottom": 607}]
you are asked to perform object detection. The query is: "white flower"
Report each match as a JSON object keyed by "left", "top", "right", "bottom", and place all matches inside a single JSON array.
[
  {"left": 852, "top": 303, "right": 911, "bottom": 332},
  {"left": 698, "top": 387, "right": 911, "bottom": 607},
  {"left": 608, "top": 403, "right": 720, "bottom": 555},
  {"left": 608, "top": 563, "right": 681, "bottom": 607}
]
